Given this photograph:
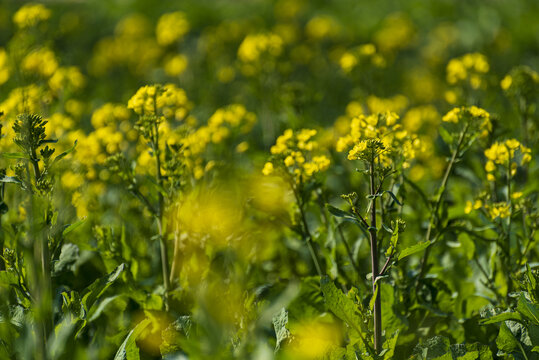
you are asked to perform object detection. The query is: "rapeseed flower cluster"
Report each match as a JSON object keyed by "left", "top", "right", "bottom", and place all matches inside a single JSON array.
[
  {"left": 446, "top": 52, "right": 489, "bottom": 89},
  {"left": 336, "top": 111, "right": 422, "bottom": 168},
  {"left": 12, "top": 3, "right": 51, "bottom": 29},
  {"left": 127, "top": 83, "right": 191, "bottom": 121},
  {"left": 262, "top": 129, "right": 330, "bottom": 183},
  {"left": 156, "top": 12, "right": 190, "bottom": 46},
  {"left": 484, "top": 139, "right": 531, "bottom": 181},
  {"left": 442, "top": 105, "right": 492, "bottom": 137}
]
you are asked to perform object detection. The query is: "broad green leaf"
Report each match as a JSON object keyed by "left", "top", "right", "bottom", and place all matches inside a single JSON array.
[
  {"left": 272, "top": 308, "right": 291, "bottom": 351},
  {"left": 82, "top": 263, "right": 126, "bottom": 312},
  {"left": 517, "top": 293, "right": 539, "bottom": 325},
  {"left": 412, "top": 335, "right": 451, "bottom": 359},
  {"left": 480, "top": 311, "right": 524, "bottom": 324},
  {"left": 383, "top": 331, "right": 399, "bottom": 359},
  {"left": 320, "top": 276, "right": 365, "bottom": 335},
  {"left": 398, "top": 241, "right": 431, "bottom": 261},
  {"left": 52, "top": 243, "right": 80, "bottom": 276},
  {"left": 114, "top": 318, "right": 151, "bottom": 360},
  {"left": 496, "top": 322, "right": 520, "bottom": 354}
]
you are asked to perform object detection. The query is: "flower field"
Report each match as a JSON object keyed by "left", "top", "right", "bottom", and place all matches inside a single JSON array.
[{"left": 0, "top": 0, "right": 538, "bottom": 359}]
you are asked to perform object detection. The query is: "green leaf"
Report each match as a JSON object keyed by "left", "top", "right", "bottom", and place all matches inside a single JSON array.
[
  {"left": 398, "top": 241, "right": 431, "bottom": 261},
  {"left": 1, "top": 152, "right": 27, "bottom": 159},
  {"left": 52, "top": 243, "right": 80, "bottom": 276},
  {"left": 383, "top": 331, "right": 399, "bottom": 359},
  {"left": 385, "top": 222, "right": 400, "bottom": 256},
  {"left": 439, "top": 126, "right": 454, "bottom": 146},
  {"left": 326, "top": 204, "right": 364, "bottom": 228},
  {"left": 53, "top": 140, "right": 77, "bottom": 163},
  {"left": 81, "top": 263, "right": 126, "bottom": 312},
  {"left": 0, "top": 176, "right": 22, "bottom": 184},
  {"left": 383, "top": 190, "right": 403, "bottom": 206},
  {"left": 480, "top": 311, "right": 524, "bottom": 325},
  {"left": 496, "top": 322, "right": 520, "bottom": 354},
  {"left": 326, "top": 204, "right": 354, "bottom": 219},
  {"left": 62, "top": 218, "right": 86, "bottom": 237},
  {"left": 272, "top": 308, "right": 291, "bottom": 351},
  {"left": 114, "top": 318, "right": 151, "bottom": 360},
  {"left": 320, "top": 276, "right": 366, "bottom": 335},
  {"left": 517, "top": 293, "right": 539, "bottom": 325}
]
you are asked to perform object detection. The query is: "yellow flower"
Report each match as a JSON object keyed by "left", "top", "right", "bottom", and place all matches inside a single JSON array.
[
  {"left": 487, "top": 202, "right": 511, "bottom": 220},
  {"left": 238, "top": 33, "right": 283, "bottom": 63},
  {"left": 164, "top": 54, "right": 188, "bottom": 76},
  {"left": 156, "top": 12, "right": 190, "bottom": 46},
  {"left": 511, "top": 192, "right": 523, "bottom": 200},
  {"left": 22, "top": 48, "right": 58, "bottom": 77},
  {"left": 49, "top": 66, "right": 86, "bottom": 92},
  {"left": 262, "top": 162, "right": 274, "bottom": 176},
  {"left": 442, "top": 108, "right": 460, "bottom": 123},
  {"left": 0, "top": 48, "right": 10, "bottom": 85},
  {"left": 446, "top": 53, "right": 489, "bottom": 87},
  {"left": 284, "top": 156, "right": 295, "bottom": 167},
  {"left": 500, "top": 75, "right": 512, "bottom": 90},
  {"left": 347, "top": 141, "right": 367, "bottom": 160},
  {"left": 13, "top": 3, "right": 51, "bottom": 28}
]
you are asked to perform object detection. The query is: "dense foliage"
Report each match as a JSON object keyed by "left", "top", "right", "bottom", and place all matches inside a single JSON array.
[{"left": 0, "top": 0, "right": 539, "bottom": 359}]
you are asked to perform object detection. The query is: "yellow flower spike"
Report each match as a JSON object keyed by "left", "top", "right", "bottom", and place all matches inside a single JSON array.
[{"left": 487, "top": 173, "right": 496, "bottom": 182}]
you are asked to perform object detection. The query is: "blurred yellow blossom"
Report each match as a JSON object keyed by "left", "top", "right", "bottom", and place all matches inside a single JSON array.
[
  {"left": 22, "top": 48, "right": 58, "bottom": 77},
  {"left": 446, "top": 53, "right": 489, "bottom": 88},
  {"left": 13, "top": 3, "right": 51, "bottom": 28},
  {"left": 0, "top": 48, "right": 9, "bottom": 85},
  {"left": 48, "top": 66, "right": 86, "bottom": 93},
  {"left": 238, "top": 33, "right": 283, "bottom": 63},
  {"left": 287, "top": 319, "right": 342, "bottom": 359},
  {"left": 156, "top": 12, "right": 190, "bottom": 46},
  {"left": 305, "top": 15, "right": 339, "bottom": 39},
  {"left": 164, "top": 54, "right": 188, "bottom": 76}
]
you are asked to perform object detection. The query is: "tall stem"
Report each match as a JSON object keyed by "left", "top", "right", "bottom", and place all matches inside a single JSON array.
[
  {"left": 369, "top": 159, "right": 381, "bottom": 354},
  {"left": 153, "top": 112, "right": 170, "bottom": 311},
  {"left": 416, "top": 123, "right": 469, "bottom": 289},
  {"left": 293, "top": 185, "right": 322, "bottom": 276}
]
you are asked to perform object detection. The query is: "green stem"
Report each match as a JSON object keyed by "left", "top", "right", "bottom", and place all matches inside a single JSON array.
[
  {"left": 152, "top": 96, "right": 171, "bottom": 311},
  {"left": 293, "top": 184, "right": 322, "bottom": 277},
  {"left": 416, "top": 122, "right": 469, "bottom": 290},
  {"left": 369, "top": 158, "right": 381, "bottom": 354},
  {"left": 155, "top": 129, "right": 170, "bottom": 311}
]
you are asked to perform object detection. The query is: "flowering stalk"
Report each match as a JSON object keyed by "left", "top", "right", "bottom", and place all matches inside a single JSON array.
[
  {"left": 368, "top": 154, "right": 382, "bottom": 354},
  {"left": 152, "top": 93, "right": 171, "bottom": 311},
  {"left": 416, "top": 120, "right": 470, "bottom": 290}
]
